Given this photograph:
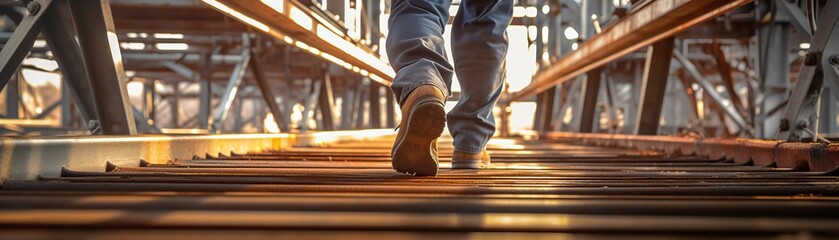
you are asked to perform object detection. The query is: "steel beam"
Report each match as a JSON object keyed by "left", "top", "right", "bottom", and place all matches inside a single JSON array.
[
  {"left": 60, "top": 79, "right": 73, "bottom": 128},
  {"left": 507, "top": 0, "right": 753, "bottom": 103},
  {"left": 171, "top": 83, "right": 180, "bottom": 127},
  {"left": 674, "top": 51, "right": 751, "bottom": 136},
  {"left": 710, "top": 43, "right": 750, "bottom": 125},
  {"left": 774, "top": 0, "right": 812, "bottom": 37},
  {"left": 301, "top": 79, "right": 321, "bottom": 132},
  {"left": 819, "top": 87, "right": 837, "bottom": 134},
  {"left": 354, "top": 78, "right": 369, "bottom": 129},
  {"left": 0, "top": 0, "right": 51, "bottom": 92},
  {"left": 4, "top": 71, "right": 18, "bottom": 118},
  {"left": 542, "top": 131, "right": 839, "bottom": 172},
  {"left": 757, "top": 6, "right": 791, "bottom": 139},
  {"left": 369, "top": 81, "right": 381, "bottom": 129},
  {"left": 69, "top": 0, "right": 136, "bottom": 135},
  {"left": 318, "top": 66, "right": 336, "bottom": 131},
  {"left": 198, "top": 51, "right": 214, "bottom": 129},
  {"left": 533, "top": 89, "right": 555, "bottom": 132},
  {"left": 143, "top": 80, "right": 155, "bottom": 123},
  {"left": 777, "top": 1, "right": 839, "bottom": 141},
  {"left": 579, "top": 67, "right": 603, "bottom": 133},
  {"left": 634, "top": 38, "right": 674, "bottom": 135},
  {"left": 211, "top": 44, "right": 251, "bottom": 133},
  {"left": 41, "top": 0, "right": 96, "bottom": 125}
]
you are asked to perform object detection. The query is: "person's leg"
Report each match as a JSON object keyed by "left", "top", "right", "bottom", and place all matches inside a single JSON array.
[
  {"left": 448, "top": 0, "right": 513, "bottom": 156},
  {"left": 386, "top": 0, "right": 453, "bottom": 176},
  {"left": 386, "top": 0, "right": 453, "bottom": 103}
]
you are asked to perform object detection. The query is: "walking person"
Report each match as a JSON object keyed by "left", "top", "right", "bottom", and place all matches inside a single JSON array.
[{"left": 387, "top": 0, "right": 513, "bottom": 176}]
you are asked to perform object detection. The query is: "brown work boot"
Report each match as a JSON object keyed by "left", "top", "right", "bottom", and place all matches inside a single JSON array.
[
  {"left": 391, "top": 85, "right": 446, "bottom": 176},
  {"left": 451, "top": 150, "right": 491, "bottom": 169}
]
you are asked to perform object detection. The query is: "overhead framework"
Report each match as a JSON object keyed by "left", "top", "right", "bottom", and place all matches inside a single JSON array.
[
  {"left": 515, "top": 0, "right": 838, "bottom": 141},
  {"left": 0, "top": 0, "right": 399, "bottom": 135},
  {"left": 507, "top": 0, "right": 754, "bottom": 102},
  {"left": 201, "top": 0, "right": 395, "bottom": 85}
]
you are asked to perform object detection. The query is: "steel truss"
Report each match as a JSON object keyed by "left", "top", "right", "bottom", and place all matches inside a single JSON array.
[
  {"left": 518, "top": 0, "right": 837, "bottom": 140},
  {"left": 0, "top": 0, "right": 401, "bottom": 135}
]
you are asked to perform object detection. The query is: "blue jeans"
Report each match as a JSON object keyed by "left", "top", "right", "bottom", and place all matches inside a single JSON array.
[{"left": 386, "top": 0, "right": 512, "bottom": 154}]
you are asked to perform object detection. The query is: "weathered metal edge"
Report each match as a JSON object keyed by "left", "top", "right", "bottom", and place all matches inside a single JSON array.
[
  {"left": 0, "top": 129, "right": 395, "bottom": 182},
  {"left": 541, "top": 132, "right": 839, "bottom": 173}
]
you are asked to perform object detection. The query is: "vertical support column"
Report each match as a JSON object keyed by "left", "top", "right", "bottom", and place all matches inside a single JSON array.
[
  {"left": 171, "top": 83, "right": 179, "bottom": 127},
  {"left": 578, "top": 67, "right": 603, "bottom": 133},
  {"left": 69, "top": 0, "right": 136, "bottom": 135},
  {"left": 198, "top": 51, "right": 213, "bottom": 129},
  {"left": 318, "top": 65, "right": 337, "bottom": 131},
  {"left": 233, "top": 95, "right": 244, "bottom": 132},
  {"left": 144, "top": 80, "right": 155, "bottom": 124},
  {"left": 254, "top": 98, "right": 264, "bottom": 131},
  {"left": 533, "top": 93, "right": 545, "bottom": 132},
  {"left": 354, "top": 77, "right": 369, "bottom": 129},
  {"left": 5, "top": 72, "right": 19, "bottom": 118},
  {"left": 819, "top": 88, "right": 837, "bottom": 134},
  {"left": 341, "top": 87, "right": 356, "bottom": 130},
  {"left": 757, "top": 3, "right": 790, "bottom": 138},
  {"left": 545, "top": 0, "right": 557, "bottom": 58},
  {"left": 542, "top": 86, "right": 557, "bottom": 131},
  {"left": 534, "top": 0, "right": 546, "bottom": 69},
  {"left": 367, "top": 0, "right": 381, "bottom": 49},
  {"left": 534, "top": 86, "right": 556, "bottom": 132},
  {"left": 634, "top": 38, "right": 674, "bottom": 135},
  {"left": 602, "top": 67, "right": 618, "bottom": 133},
  {"left": 369, "top": 81, "right": 382, "bottom": 128},
  {"left": 60, "top": 78, "right": 73, "bottom": 128}
]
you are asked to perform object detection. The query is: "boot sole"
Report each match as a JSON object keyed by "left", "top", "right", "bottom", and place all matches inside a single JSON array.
[{"left": 392, "top": 99, "right": 446, "bottom": 176}]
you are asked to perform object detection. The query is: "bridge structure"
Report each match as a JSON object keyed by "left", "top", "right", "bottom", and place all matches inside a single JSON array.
[{"left": 0, "top": 0, "right": 838, "bottom": 238}]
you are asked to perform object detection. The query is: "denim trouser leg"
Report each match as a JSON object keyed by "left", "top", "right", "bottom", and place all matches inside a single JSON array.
[
  {"left": 386, "top": 0, "right": 453, "bottom": 104},
  {"left": 387, "top": 0, "right": 512, "bottom": 154},
  {"left": 448, "top": 0, "right": 513, "bottom": 153}
]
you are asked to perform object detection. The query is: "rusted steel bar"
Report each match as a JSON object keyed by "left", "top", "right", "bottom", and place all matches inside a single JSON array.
[
  {"left": 1, "top": 209, "right": 838, "bottom": 233},
  {"left": 5, "top": 181, "right": 839, "bottom": 196},
  {"left": 3, "top": 194, "right": 839, "bottom": 218},
  {"left": 541, "top": 132, "right": 839, "bottom": 172}
]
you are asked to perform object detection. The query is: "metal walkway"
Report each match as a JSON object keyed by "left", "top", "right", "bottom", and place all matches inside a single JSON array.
[{"left": 1, "top": 136, "right": 839, "bottom": 239}]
